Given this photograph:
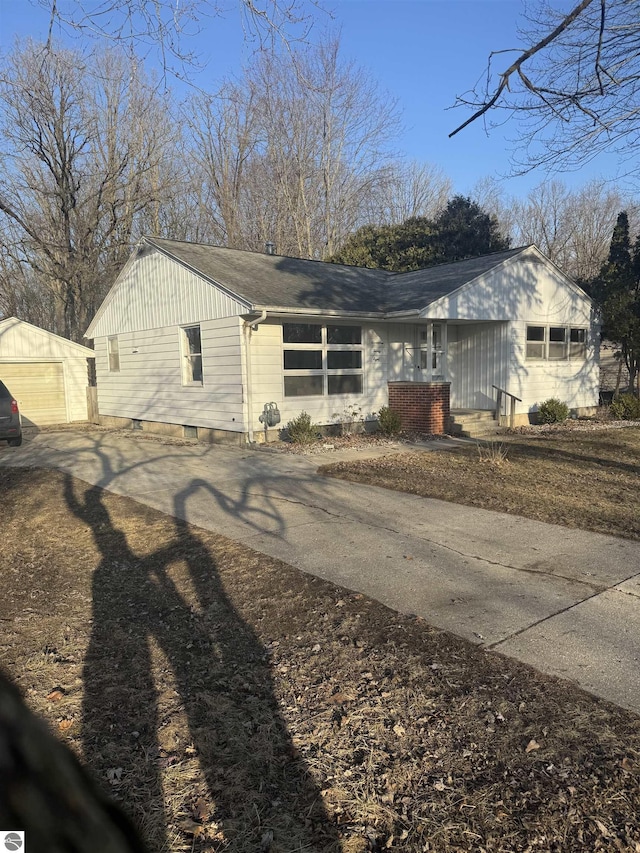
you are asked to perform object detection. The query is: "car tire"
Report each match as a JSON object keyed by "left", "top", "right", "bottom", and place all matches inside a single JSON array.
[{"left": 8, "top": 435, "right": 22, "bottom": 447}]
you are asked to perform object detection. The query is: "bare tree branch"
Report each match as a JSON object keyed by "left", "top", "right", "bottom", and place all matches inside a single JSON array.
[
  {"left": 450, "top": 0, "right": 595, "bottom": 138},
  {"left": 36, "top": 0, "right": 328, "bottom": 81},
  {"left": 450, "top": 0, "right": 640, "bottom": 177}
]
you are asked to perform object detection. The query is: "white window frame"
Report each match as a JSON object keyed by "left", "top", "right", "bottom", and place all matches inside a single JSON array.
[
  {"left": 282, "top": 322, "right": 364, "bottom": 398},
  {"left": 108, "top": 336, "right": 120, "bottom": 373},
  {"left": 526, "top": 325, "right": 588, "bottom": 361},
  {"left": 417, "top": 323, "right": 446, "bottom": 379},
  {"left": 570, "top": 327, "right": 587, "bottom": 359},
  {"left": 548, "top": 326, "right": 568, "bottom": 360},
  {"left": 180, "top": 324, "right": 203, "bottom": 386}
]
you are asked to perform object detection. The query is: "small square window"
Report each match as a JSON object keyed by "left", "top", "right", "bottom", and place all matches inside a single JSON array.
[
  {"left": 327, "top": 351, "right": 362, "bottom": 370},
  {"left": 328, "top": 375, "right": 363, "bottom": 395},
  {"left": 284, "top": 350, "right": 322, "bottom": 370},
  {"left": 283, "top": 323, "right": 322, "bottom": 344},
  {"left": 284, "top": 375, "right": 324, "bottom": 396},
  {"left": 327, "top": 325, "right": 361, "bottom": 345}
]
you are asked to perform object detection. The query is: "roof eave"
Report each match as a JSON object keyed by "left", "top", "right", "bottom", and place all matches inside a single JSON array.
[
  {"left": 249, "top": 305, "right": 385, "bottom": 319},
  {"left": 383, "top": 308, "right": 422, "bottom": 319}
]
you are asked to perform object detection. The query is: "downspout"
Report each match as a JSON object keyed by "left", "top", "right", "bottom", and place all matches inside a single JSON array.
[{"left": 243, "top": 310, "right": 268, "bottom": 443}]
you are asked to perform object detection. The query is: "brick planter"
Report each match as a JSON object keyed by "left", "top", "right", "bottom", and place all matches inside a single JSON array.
[{"left": 387, "top": 382, "right": 451, "bottom": 434}]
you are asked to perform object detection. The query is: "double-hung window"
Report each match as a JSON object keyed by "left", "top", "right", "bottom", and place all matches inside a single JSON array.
[
  {"left": 570, "top": 328, "right": 587, "bottom": 359},
  {"left": 526, "top": 325, "right": 587, "bottom": 361},
  {"left": 548, "top": 326, "right": 567, "bottom": 360},
  {"left": 181, "top": 325, "right": 203, "bottom": 384},
  {"left": 108, "top": 336, "right": 120, "bottom": 372},
  {"left": 283, "top": 323, "right": 363, "bottom": 397}
]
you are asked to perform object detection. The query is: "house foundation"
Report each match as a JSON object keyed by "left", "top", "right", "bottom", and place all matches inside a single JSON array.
[
  {"left": 388, "top": 381, "right": 451, "bottom": 434},
  {"left": 97, "top": 414, "right": 247, "bottom": 446}
]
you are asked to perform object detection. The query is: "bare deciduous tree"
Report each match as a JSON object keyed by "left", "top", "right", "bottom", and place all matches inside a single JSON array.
[
  {"left": 509, "top": 179, "right": 636, "bottom": 281},
  {"left": 0, "top": 41, "right": 177, "bottom": 341},
  {"left": 36, "top": 0, "right": 325, "bottom": 80},
  {"left": 363, "top": 160, "right": 452, "bottom": 227},
  {"left": 450, "top": 0, "right": 640, "bottom": 176},
  {"left": 183, "top": 36, "right": 401, "bottom": 259}
]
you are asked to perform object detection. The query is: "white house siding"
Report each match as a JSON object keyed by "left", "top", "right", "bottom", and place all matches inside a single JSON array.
[
  {"left": 88, "top": 248, "right": 249, "bottom": 338},
  {"left": 95, "top": 317, "right": 246, "bottom": 431},
  {"left": 448, "top": 323, "right": 509, "bottom": 410},
  {"left": 386, "top": 324, "right": 415, "bottom": 382},
  {"left": 0, "top": 318, "right": 93, "bottom": 423},
  {"left": 507, "top": 321, "right": 600, "bottom": 414},
  {"left": 247, "top": 319, "right": 390, "bottom": 432},
  {"left": 422, "top": 255, "right": 598, "bottom": 415}
]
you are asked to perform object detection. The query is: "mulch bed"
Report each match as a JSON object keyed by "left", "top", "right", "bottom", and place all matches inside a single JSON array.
[{"left": 1, "top": 467, "right": 639, "bottom": 852}]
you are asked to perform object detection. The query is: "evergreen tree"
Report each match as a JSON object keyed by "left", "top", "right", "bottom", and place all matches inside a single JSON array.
[
  {"left": 329, "top": 196, "right": 510, "bottom": 272},
  {"left": 431, "top": 196, "right": 510, "bottom": 263},
  {"left": 328, "top": 218, "right": 437, "bottom": 271},
  {"left": 592, "top": 212, "right": 640, "bottom": 395}
]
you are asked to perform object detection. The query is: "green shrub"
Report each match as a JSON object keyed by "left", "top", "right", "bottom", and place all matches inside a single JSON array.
[
  {"left": 537, "top": 398, "right": 569, "bottom": 424},
  {"left": 285, "top": 410, "right": 318, "bottom": 444},
  {"left": 377, "top": 406, "right": 402, "bottom": 436},
  {"left": 609, "top": 393, "right": 640, "bottom": 420}
]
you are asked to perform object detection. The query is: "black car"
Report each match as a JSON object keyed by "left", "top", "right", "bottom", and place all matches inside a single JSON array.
[{"left": 0, "top": 380, "right": 22, "bottom": 446}]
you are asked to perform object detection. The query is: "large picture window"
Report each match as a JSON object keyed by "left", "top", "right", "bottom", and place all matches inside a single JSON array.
[
  {"left": 526, "top": 325, "right": 587, "bottom": 361},
  {"left": 181, "top": 325, "right": 203, "bottom": 384},
  {"left": 282, "top": 322, "right": 363, "bottom": 397}
]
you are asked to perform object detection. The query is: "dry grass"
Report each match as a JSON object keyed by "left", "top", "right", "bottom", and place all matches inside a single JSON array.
[
  {"left": 1, "top": 468, "right": 640, "bottom": 852},
  {"left": 320, "top": 426, "right": 640, "bottom": 541}
]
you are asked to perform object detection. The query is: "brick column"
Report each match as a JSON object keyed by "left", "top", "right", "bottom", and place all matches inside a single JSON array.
[{"left": 387, "top": 382, "right": 451, "bottom": 434}]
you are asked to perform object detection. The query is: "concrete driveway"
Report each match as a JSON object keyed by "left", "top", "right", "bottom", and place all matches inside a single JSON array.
[{"left": 2, "top": 427, "right": 639, "bottom": 714}]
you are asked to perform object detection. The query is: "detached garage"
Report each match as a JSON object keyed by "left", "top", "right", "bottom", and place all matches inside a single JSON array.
[{"left": 0, "top": 317, "right": 95, "bottom": 426}]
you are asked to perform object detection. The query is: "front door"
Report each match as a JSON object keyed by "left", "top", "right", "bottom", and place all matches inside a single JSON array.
[{"left": 407, "top": 323, "right": 446, "bottom": 381}]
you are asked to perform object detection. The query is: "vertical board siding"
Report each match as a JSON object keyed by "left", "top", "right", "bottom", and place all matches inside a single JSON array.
[
  {"left": 432, "top": 257, "right": 598, "bottom": 414},
  {"left": 0, "top": 318, "right": 94, "bottom": 360},
  {"left": 89, "top": 250, "right": 249, "bottom": 338},
  {"left": 95, "top": 316, "right": 246, "bottom": 431},
  {"left": 449, "top": 323, "right": 507, "bottom": 409},
  {"left": 386, "top": 323, "right": 415, "bottom": 382},
  {"left": 248, "top": 319, "right": 390, "bottom": 431},
  {"left": 423, "top": 257, "right": 593, "bottom": 325},
  {"left": 64, "top": 358, "right": 92, "bottom": 421}
]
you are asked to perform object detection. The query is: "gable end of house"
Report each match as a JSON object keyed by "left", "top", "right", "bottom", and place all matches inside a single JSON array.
[{"left": 86, "top": 242, "right": 251, "bottom": 339}]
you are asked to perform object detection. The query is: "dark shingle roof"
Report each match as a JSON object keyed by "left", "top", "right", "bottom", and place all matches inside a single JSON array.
[
  {"left": 145, "top": 237, "right": 532, "bottom": 314},
  {"left": 385, "top": 247, "right": 532, "bottom": 312},
  {"left": 146, "top": 238, "right": 389, "bottom": 313}
]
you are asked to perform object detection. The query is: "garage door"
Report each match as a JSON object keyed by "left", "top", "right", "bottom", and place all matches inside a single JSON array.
[{"left": 0, "top": 362, "right": 67, "bottom": 426}]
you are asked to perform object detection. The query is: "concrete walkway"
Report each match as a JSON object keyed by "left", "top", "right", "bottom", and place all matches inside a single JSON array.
[{"left": 2, "top": 428, "right": 639, "bottom": 714}]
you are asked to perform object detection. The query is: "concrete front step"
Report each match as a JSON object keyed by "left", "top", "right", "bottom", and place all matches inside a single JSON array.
[{"left": 449, "top": 409, "right": 500, "bottom": 439}]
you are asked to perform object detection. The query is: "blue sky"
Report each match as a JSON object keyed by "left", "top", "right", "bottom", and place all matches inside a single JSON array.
[{"left": 0, "top": 0, "right": 627, "bottom": 200}]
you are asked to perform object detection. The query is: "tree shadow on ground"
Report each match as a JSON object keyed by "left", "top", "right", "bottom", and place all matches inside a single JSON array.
[
  {"left": 64, "top": 475, "right": 338, "bottom": 853},
  {"left": 505, "top": 436, "right": 640, "bottom": 477}
]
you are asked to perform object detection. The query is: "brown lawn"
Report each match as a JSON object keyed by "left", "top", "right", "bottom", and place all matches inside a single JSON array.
[
  {"left": 320, "top": 426, "right": 640, "bottom": 541},
  {"left": 1, "top": 466, "right": 639, "bottom": 851}
]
